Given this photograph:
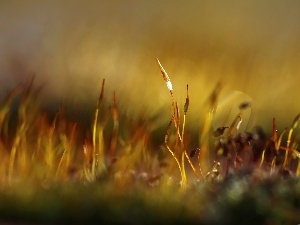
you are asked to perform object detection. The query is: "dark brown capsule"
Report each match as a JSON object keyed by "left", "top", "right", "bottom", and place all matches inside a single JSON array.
[
  {"left": 239, "top": 101, "right": 251, "bottom": 110},
  {"left": 190, "top": 148, "right": 200, "bottom": 157},
  {"left": 213, "top": 127, "right": 229, "bottom": 137}
]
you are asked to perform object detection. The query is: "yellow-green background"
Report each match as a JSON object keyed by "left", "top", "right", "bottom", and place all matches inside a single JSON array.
[{"left": 1, "top": 0, "right": 300, "bottom": 132}]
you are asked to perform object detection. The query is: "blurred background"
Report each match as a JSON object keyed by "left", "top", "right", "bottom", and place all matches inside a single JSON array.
[{"left": 1, "top": 0, "right": 300, "bottom": 134}]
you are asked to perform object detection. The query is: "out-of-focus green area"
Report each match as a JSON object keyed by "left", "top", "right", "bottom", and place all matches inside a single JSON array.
[
  {"left": 0, "top": 0, "right": 300, "bottom": 131},
  {"left": 0, "top": 177, "right": 299, "bottom": 224}
]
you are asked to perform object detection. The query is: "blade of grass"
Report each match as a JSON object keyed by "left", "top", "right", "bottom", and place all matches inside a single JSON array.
[
  {"left": 283, "top": 113, "right": 300, "bottom": 168},
  {"left": 199, "top": 82, "right": 222, "bottom": 174},
  {"left": 92, "top": 79, "right": 105, "bottom": 180}
]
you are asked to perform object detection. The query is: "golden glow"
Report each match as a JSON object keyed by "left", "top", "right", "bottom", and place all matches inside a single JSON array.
[{"left": 0, "top": 0, "right": 300, "bottom": 131}]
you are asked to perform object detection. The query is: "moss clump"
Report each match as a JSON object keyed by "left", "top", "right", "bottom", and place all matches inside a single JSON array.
[{"left": 0, "top": 60, "right": 299, "bottom": 224}]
